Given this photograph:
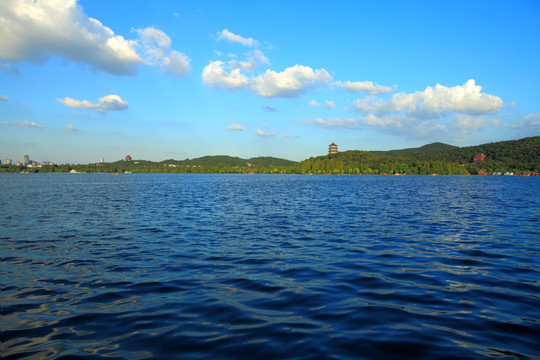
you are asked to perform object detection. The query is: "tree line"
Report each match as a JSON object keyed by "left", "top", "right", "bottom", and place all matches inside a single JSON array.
[{"left": 1, "top": 136, "right": 538, "bottom": 175}]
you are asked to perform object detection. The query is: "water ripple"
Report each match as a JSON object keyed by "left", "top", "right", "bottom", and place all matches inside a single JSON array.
[{"left": 1, "top": 174, "right": 539, "bottom": 359}]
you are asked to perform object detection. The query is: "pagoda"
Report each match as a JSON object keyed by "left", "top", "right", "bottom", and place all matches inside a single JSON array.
[{"left": 329, "top": 138, "right": 338, "bottom": 155}]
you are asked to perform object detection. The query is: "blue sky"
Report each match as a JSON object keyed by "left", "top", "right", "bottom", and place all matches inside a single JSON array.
[{"left": 1, "top": 0, "right": 539, "bottom": 164}]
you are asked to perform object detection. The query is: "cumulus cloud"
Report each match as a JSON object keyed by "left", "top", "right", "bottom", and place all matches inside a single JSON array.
[
  {"left": 2, "top": 120, "right": 44, "bottom": 128},
  {"left": 228, "top": 123, "right": 244, "bottom": 130},
  {"left": 251, "top": 65, "right": 332, "bottom": 98},
  {"left": 229, "top": 50, "right": 269, "bottom": 71},
  {"left": 256, "top": 129, "right": 277, "bottom": 137},
  {"left": 309, "top": 100, "right": 319, "bottom": 107},
  {"left": 202, "top": 50, "right": 272, "bottom": 90},
  {"left": 299, "top": 80, "right": 506, "bottom": 141},
  {"left": 135, "top": 27, "right": 190, "bottom": 76},
  {"left": 354, "top": 79, "right": 503, "bottom": 119},
  {"left": 202, "top": 61, "right": 250, "bottom": 89},
  {"left": 98, "top": 94, "right": 128, "bottom": 111},
  {"left": 57, "top": 94, "right": 128, "bottom": 113},
  {"left": 452, "top": 114, "right": 500, "bottom": 135},
  {"left": 355, "top": 112, "right": 501, "bottom": 140},
  {"left": 0, "top": 0, "right": 189, "bottom": 76},
  {"left": 205, "top": 34, "right": 331, "bottom": 98},
  {"left": 218, "top": 29, "right": 259, "bottom": 47},
  {"left": 161, "top": 51, "right": 191, "bottom": 75},
  {"left": 336, "top": 80, "right": 393, "bottom": 95},
  {"left": 324, "top": 100, "right": 335, "bottom": 109},
  {"left": 0, "top": 95, "right": 7, "bottom": 101},
  {"left": 355, "top": 114, "right": 449, "bottom": 139}
]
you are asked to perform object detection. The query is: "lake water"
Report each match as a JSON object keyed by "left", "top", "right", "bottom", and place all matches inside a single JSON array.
[{"left": 1, "top": 174, "right": 539, "bottom": 359}]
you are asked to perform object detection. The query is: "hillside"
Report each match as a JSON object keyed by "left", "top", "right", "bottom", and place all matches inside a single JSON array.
[
  {"left": 2, "top": 136, "right": 538, "bottom": 175},
  {"left": 295, "top": 136, "right": 540, "bottom": 175},
  {"left": 402, "top": 136, "right": 540, "bottom": 165},
  {"left": 372, "top": 142, "right": 458, "bottom": 157},
  {"left": 109, "top": 155, "right": 296, "bottom": 168}
]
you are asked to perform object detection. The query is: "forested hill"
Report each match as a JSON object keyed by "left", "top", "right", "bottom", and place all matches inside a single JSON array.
[
  {"left": 371, "top": 142, "right": 458, "bottom": 157},
  {"left": 295, "top": 136, "right": 540, "bottom": 175},
  {"left": 155, "top": 156, "right": 296, "bottom": 168},
  {"left": 401, "top": 136, "right": 540, "bottom": 165},
  {"left": 2, "top": 136, "right": 538, "bottom": 174}
]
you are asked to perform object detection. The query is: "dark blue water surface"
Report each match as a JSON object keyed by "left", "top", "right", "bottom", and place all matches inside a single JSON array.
[{"left": 1, "top": 174, "right": 539, "bottom": 359}]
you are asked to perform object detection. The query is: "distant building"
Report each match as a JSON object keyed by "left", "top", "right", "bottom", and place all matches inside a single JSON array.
[
  {"left": 473, "top": 153, "right": 486, "bottom": 164},
  {"left": 5, "top": 158, "right": 12, "bottom": 165},
  {"left": 22, "top": 155, "right": 30, "bottom": 166},
  {"left": 125, "top": 155, "right": 132, "bottom": 161},
  {"left": 329, "top": 139, "right": 338, "bottom": 155},
  {"left": 99, "top": 158, "right": 104, "bottom": 163},
  {"left": 16, "top": 161, "right": 21, "bottom": 166}
]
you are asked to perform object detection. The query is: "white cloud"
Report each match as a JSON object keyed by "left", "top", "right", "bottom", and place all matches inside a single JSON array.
[
  {"left": 0, "top": 0, "right": 189, "bottom": 76},
  {"left": 2, "top": 120, "right": 44, "bottom": 128},
  {"left": 324, "top": 100, "right": 335, "bottom": 109},
  {"left": 256, "top": 129, "right": 277, "bottom": 136},
  {"left": 162, "top": 51, "right": 190, "bottom": 76},
  {"left": 229, "top": 50, "right": 269, "bottom": 71},
  {"left": 309, "top": 100, "right": 319, "bottom": 107},
  {"left": 136, "top": 27, "right": 171, "bottom": 62},
  {"left": 202, "top": 62, "right": 333, "bottom": 97},
  {"left": 0, "top": 95, "right": 7, "bottom": 101},
  {"left": 282, "top": 134, "right": 291, "bottom": 138},
  {"left": 357, "top": 114, "right": 450, "bottom": 139},
  {"left": 358, "top": 114, "right": 404, "bottom": 128},
  {"left": 57, "top": 94, "right": 128, "bottom": 113},
  {"left": 99, "top": 94, "right": 128, "bottom": 111},
  {"left": 204, "top": 43, "right": 331, "bottom": 98},
  {"left": 300, "top": 111, "right": 505, "bottom": 142},
  {"left": 202, "top": 61, "right": 250, "bottom": 89},
  {"left": 218, "top": 29, "right": 259, "bottom": 47},
  {"left": 452, "top": 114, "right": 500, "bottom": 135},
  {"left": 65, "top": 124, "right": 78, "bottom": 132},
  {"left": 251, "top": 65, "right": 332, "bottom": 98},
  {"left": 355, "top": 112, "right": 502, "bottom": 140},
  {"left": 354, "top": 79, "right": 503, "bottom": 119},
  {"left": 301, "top": 117, "right": 360, "bottom": 128},
  {"left": 336, "top": 80, "right": 393, "bottom": 95},
  {"left": 505, "top": 113, "right": 540, "bottom": 136},
  {"left": 58, "top": 98, "right": 100, "bottom": 110},
  {"left": 228, "top": 123, "right": 244, "bottom": 130},
  {"left": 135, "top": 27, "right": 190, "bottom": 76}
]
